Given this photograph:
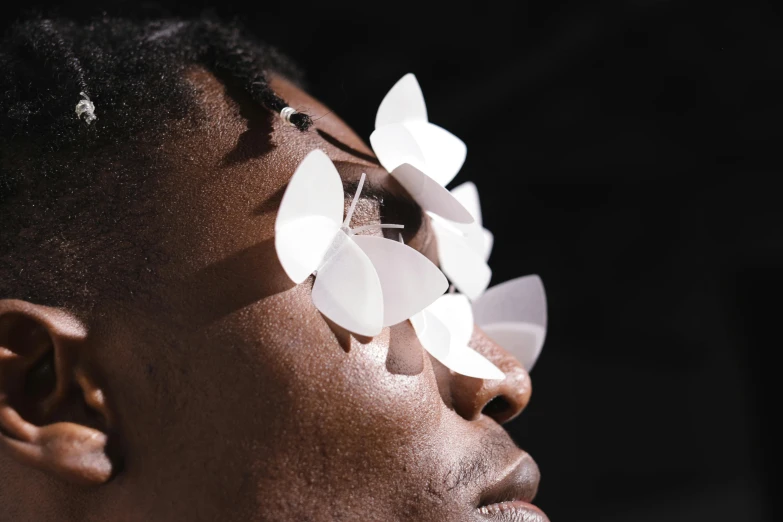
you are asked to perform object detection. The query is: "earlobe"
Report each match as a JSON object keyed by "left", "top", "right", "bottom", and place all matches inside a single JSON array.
[
  {"left": 0, "top": 404, "right": 113, "bottom": 485},
  {"left": 0, "top": 299, "right": 114, "bottom": 486}
]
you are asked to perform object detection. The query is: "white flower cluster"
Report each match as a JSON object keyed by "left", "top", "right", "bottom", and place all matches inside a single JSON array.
[{"left": 275, "top": 74, "right": 548, "bottom": 378}]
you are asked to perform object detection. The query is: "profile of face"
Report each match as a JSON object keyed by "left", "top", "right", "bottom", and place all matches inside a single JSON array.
[{"left": 0, "top": 69, "right": 546, "bottom": 521}]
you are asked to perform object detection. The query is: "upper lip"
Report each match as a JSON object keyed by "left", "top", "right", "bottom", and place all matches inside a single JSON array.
[{"left": 478, "top": 452, "right": 541, "bottom": 508}]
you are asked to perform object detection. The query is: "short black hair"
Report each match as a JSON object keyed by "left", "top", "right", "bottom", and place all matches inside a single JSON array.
[{"left": 0, "top": 15, "right": 313, "bottom": 313}]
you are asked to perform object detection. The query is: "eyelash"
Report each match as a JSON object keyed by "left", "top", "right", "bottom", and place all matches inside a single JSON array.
[{"left": 342, "top": 182, "right": 425, "bottom": 249}]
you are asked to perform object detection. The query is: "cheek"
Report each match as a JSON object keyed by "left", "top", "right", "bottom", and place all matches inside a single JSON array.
[
  {"left": 242, "top": 284, "right": 444, "bottom": 440},
  {"left": 220, "top": 283, "right": 446, "bottom": 477},
  {"left": 199, "top": 283, "right": 458, "bottom": 511}
]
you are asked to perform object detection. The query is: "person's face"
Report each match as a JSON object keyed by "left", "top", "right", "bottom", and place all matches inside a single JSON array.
[{"left": 1, "top": 70, "right": 546, "bottom": 522}]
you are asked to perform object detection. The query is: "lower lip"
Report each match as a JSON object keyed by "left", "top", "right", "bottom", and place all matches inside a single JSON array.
[{"left": 477, "top": 500, "right": 549, "bottom": 521}]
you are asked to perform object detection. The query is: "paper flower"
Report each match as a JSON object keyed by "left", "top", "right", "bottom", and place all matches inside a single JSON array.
[
  {"left": 275, "top": 150, "right": 448, "bottom": 336},
  {"left": 473, "top": 275, "right": 548, "bottom": 372},
  {"left": 429, "top": 181, "right": 493, "bottom": 300},
  {"left": 370, "top": 74, "right": 473, "bottom": 224}
]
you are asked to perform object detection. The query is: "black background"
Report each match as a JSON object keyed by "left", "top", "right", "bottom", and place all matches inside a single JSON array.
[{"left": 6, "top": 1, "right": 782, "bottom": 521}]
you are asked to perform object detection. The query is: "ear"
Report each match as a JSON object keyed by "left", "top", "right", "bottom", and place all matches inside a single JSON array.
[{"left": 0, "top": 299, "right": 113, "bottom": 486}]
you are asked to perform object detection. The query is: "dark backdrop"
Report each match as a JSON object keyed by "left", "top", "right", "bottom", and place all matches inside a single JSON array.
[{"left": 6, "top": 2, "right": 781, "bottom": 521}]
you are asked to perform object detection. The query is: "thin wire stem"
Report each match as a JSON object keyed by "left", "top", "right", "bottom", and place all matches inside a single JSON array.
[
  {"left": 343, "top": 172, "right": 366, "bottom": 228},
  {"left": 350, "top": 223, "right": 405, "bottom": 235}
]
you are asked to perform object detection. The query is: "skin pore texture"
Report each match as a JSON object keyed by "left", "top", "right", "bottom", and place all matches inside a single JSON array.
[{"left": 0, "top": 69, "right": 545, "bottom": 522}]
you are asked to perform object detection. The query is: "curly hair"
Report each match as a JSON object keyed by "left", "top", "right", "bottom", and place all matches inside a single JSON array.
[{"left": 0, "top": 15, "right": 312, "bottom": 313}]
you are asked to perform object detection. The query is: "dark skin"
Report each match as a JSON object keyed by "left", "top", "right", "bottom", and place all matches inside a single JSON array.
[{"left": 0, "top": 69, "right": 547, "bottom": 521}]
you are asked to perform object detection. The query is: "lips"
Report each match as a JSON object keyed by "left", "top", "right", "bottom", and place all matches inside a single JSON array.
[{"left": 477, "top": 454, "right": 549, "bottom": 521}]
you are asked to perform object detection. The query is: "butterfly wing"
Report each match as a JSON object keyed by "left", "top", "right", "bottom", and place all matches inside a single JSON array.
[
  {"left": 423, "top": 295, "right": 504, "bottom": 380},
  {"left": 275, "top": 150, "right": 344, "bottom": 284},
  {"left": 375, "top": 73, "right": 428, "bottom": 128},
  {"left": 439, "top": 343, "right": 506, "bottom": 380},
  {"left": 373, "top": 75, "right": 466, "bottom": 187},
  {"left": 426, "top": 294, "right": 474, "bottom": 347},
  {"left": 369, "top": 123, "right": 427, "bottom": 175},
  {"left": 390, "top": 164, "right": 474, "bottom": 223},
  {"left": 430, "top": 218, "right": 492, "bottom": 300},
  {"left": 311, "top": 231, "right": 385, "bottom": 337},
  {"left": 472, "top": 275, "right": 548, "bottom": 371},
  {"left": 480, "top": 322, "right": 546, "bottom": 372},
  {"left": 450, "top": 182, "right": 483, "bottom": 225},
  {"left": 450, "top": 181, "right": 494, "bottom": 260},
  {"left": 481, "top": 228, "right": 494, "bottom": 262},
  {"left": 410, "top": 310, "right": 450, "bottom": 360},
  {"left": 352, "top": 235, "right": 447, "bottom": 327},
  {"left": 403, "top": 121, "right": 467, "bottom": 187}
]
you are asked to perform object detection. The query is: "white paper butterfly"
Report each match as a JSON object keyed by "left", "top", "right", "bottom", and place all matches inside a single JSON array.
[
  {"left": 275, "top": 149, "right": 448, "bottom": 337},
  {"left": 412, "top": 274, "right": 548, "bottom": 378},
  {"left": 429, "top": 181, "right": 493, "bottom": 300},
  {"left": 370, "top": 74, "right": 473, "bottom": 224}
]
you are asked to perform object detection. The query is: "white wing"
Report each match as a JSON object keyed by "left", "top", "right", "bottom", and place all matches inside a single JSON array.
[
  {"left": 450, "top": 182, "right": 482, "bottom": 225},
  {"left": 482, "top": 229, "right": 494, "bottom": 262},
  {"left": 472, "top": 275, "right": 547, "bottom": 328},
  {"left": 369, "top": 123, "right": 427, "bottom": 175},
  {"left": 438, "top": 342, "right": 506, "bottom": 380},
  {"left": 373, "top": 74, "right": 467, "bottom": 187},
  {"left": 425, "top": 294, "right": 473, "bottom": 347},
  {"left": 481, "top": 323, "right": 546, "bottom": 372},
  {"left": 430, "top": 218, "right": 492, "bottom": 300},
  {"left": 403, "top": 121, "right": 466, "bottom": 187},
  {"left": 275, "top": 150, "right": 344, "bottom": 284},
  {"left": 472, "top": 275, "right": 548, "bottom": 371},
  {"left": 353, "top": 235, "right": 447, "bottom": 327},
  {"left": 410, "top": 311, "right": 450, "bottom": 360},
  {"left": 450, "top": 182, "right": 494, "bottom": 260},
  {"left": 375, "top": 73, "right": 428, "bottom": 128},
  {"left": 421, "top": 296, "right": 504, "bottom": 380},
  {"left": 390, "top": 164, "right": 474, "bottom": 224},
  {"left": 311, "top": 231, "right": 384, "bottom": 337}
]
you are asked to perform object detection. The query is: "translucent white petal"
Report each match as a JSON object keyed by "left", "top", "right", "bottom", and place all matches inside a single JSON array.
[
  {"left": 275, "top": 150, "right": 344, "bottom": 283},
  {"left": 482, "top": 228, "right": 494, "bottom": 262},
  {"left": 425, "top": 293, "right": 473, "bottom": 347},
  {"left": 311, "top": 231, "right": 384, "bottom": 337},
  {"left": 449, "top": 182, "right": 493, "bottom": 259},
  {"left": 461, "top": 221, "right": 489, "bottom": 257},
  {"left": 403, "top": 121, "right": 467, "bottom": 187},
  {"left": 438, "top": 343, "right": 506, "bottom": 380},
  {"left": 472, "top": 275, "right": 548, "bottom": 371},
  {"left": 275, "top": 217, "right": 341, "bottom": 284},
  {"left": 353, "top": 235, "right": 447, "bottom": 327},
  {"left": 369, "top": 123, "right": 427, "bottom": 175},
  {"left": 472, "top": 275, "right": 547, "bottom": 328},
  {"left": 450, "top": 182, "right": 482, "bottom": 226},
  {"left": 415, "top": 300, "right": 505, "bottom": 380},
  {"left": 410, "top": 310, "right": 450, "bottom": 360},
  {"left": 430, "top": 219, "right": 491, "bottom": 300},
  {"left": 428, "top": 214, "right": 484, "bottom": 255},
  {"left": 481, "top": 322, "right": 546, "bottom": 372},
  {"left": 390, "top": 164, "right": 474, "bottom": 223},
  {"left": 375, "top": 73, "right": 428, "bottom": 128}
]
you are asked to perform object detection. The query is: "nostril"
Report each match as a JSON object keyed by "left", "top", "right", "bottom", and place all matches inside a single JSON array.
[{"left": 481, "top": 395, "right": 512, "bottom": 421}]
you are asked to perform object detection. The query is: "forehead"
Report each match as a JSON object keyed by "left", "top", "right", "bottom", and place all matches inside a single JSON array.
[
  {"left": 181, "top": 67, "right": 377, "bottom": 173},
  {"left": 146, "top": 68, "right": 403, "bottom": 289}
]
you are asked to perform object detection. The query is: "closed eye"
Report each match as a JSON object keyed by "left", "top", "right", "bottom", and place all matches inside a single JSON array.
[{"left": 342, "top": 180, "right": 427, "bottom": 248}]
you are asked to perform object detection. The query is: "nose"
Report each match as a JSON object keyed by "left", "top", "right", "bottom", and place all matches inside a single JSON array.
[{"left": 445, "top": 325, "right": 532, "bottom": 424}]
